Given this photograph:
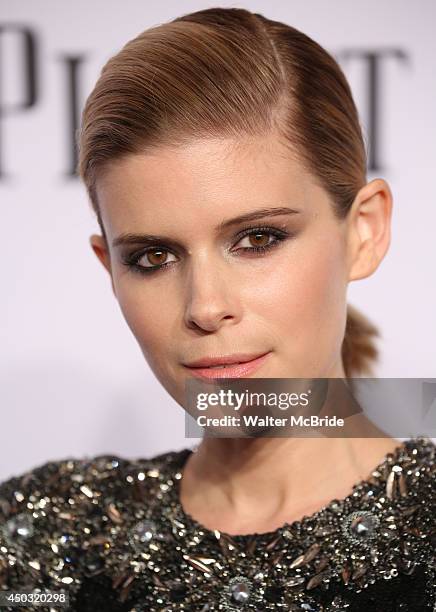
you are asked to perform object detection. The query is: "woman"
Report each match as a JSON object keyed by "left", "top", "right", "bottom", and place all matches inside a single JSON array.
[{"left": 0, "top": 7, "right": 434, "bottom": 612}]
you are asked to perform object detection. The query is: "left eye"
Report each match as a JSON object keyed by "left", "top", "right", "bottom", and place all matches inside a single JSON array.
[{"left": 235, "top": 231, "right": 275, "bottom": 249}]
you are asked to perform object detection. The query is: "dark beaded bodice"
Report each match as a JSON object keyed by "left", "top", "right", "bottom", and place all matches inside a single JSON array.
[{"left": 0, "top": 437, "right": 434, "bottom": 611}]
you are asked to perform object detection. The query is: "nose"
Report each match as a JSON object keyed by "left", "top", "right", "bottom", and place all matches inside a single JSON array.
[{"left": 183, "top": 255, "right": 241, "bottom": 333}]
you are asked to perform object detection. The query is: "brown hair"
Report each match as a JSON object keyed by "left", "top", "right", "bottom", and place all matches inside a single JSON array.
[{"left": 78, "top": 7, "right": 380, "bottom": 377}]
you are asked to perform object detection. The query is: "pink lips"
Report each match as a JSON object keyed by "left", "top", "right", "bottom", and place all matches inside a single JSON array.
[{"left": 183, "top": 352, "right": 271, "bottom": 380}]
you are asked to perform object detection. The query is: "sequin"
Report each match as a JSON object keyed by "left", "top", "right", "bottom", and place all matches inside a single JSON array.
[
  {"left": 0, "top": 437, "right": 434, "bottom": 611},
  {"left": 1, "top": 512, "right": 34, "bottom": 551}
]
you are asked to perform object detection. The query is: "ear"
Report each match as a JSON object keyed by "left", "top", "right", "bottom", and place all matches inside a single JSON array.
[
  {"left": 347, "top": 178, "right": 393, "bottom": 282},
  {"left": 89, "top": 233, "right": 117, "bottom": 295}
]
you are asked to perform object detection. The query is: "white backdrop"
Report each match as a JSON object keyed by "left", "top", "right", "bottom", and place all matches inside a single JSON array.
[{"left": 1, "top": 0, "right": 435, "bottom": 481}]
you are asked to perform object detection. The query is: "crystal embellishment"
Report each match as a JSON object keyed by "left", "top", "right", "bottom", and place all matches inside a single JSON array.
[
  {"left": 0, "top": 437, "right": 434, "bottom": 610},
  {"left": 1, "top": 512, "right": 34, "bottom": 545},
  {"left": 341, "top": 510, "right": 380, "bottom": 546},
  {"left": 221, "top": 575, "right": 256, "bottom": 610},
  {"left": 229, "top": 575, "right": 251, "bottom": 603},
  {"left": 128, "top": 519, "right": 157, "bottom": 551}
]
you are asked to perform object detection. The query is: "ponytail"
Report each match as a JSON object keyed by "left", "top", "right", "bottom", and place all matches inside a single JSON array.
[{"left": 342, "top": 304, "right": 380, "bottom": 377}]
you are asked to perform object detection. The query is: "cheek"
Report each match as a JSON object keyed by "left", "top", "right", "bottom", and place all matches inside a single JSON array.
[
  {"left": 247, "top": 234, "right": 348, "bottom": 366},
  {"left": 113, "top": 275, "right": 176, "bottom": 368},
  {"left": 111, "top": 229, "right": 348, "bottom": 381},
  {"left": 114, "top": 279, "right": 186, "bottom": 403}
]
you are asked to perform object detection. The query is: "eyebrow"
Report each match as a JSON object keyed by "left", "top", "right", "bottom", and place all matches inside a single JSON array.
[{"left": 112, "top": 206, "right": 300, "bottom": 248}]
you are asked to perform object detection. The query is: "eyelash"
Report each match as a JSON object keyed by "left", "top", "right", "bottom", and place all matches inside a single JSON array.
[{"left": 122, "top": 225, "right": 291, "bottom": 276}]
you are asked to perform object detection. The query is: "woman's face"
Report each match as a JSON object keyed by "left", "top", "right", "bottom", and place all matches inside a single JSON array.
[{"left": 91, "top": 133, "right": 364, "bottom": 406}]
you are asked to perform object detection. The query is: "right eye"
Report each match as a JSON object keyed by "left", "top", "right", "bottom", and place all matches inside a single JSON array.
[
  {"left": 135, "top": 248, "right": 178, "bottom": 268},
  {"left": 123, "top": 247, "right": 179, "bottom": 275}
]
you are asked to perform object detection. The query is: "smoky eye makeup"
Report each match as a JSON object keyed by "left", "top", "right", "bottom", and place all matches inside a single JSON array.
[{"left": 119, "top": 220, "right": 299, "bottom": 276}]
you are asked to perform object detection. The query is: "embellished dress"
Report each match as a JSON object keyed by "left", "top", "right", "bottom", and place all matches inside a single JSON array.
[{"left": 0, "top": 437, "right": 434, "bottom": 611}]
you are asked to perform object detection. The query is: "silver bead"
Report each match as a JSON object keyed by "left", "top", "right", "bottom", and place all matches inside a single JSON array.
[{"left": 285, "top": 575, "right": 306, "bottom": 587}]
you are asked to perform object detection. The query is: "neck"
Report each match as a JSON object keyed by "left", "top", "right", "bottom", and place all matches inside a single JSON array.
[
  {"left": 179, "top": 360, "right": 400, "bottom": 535},
  {"left": 180, "top": 427, "right": 401, "bottom": 536}
]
